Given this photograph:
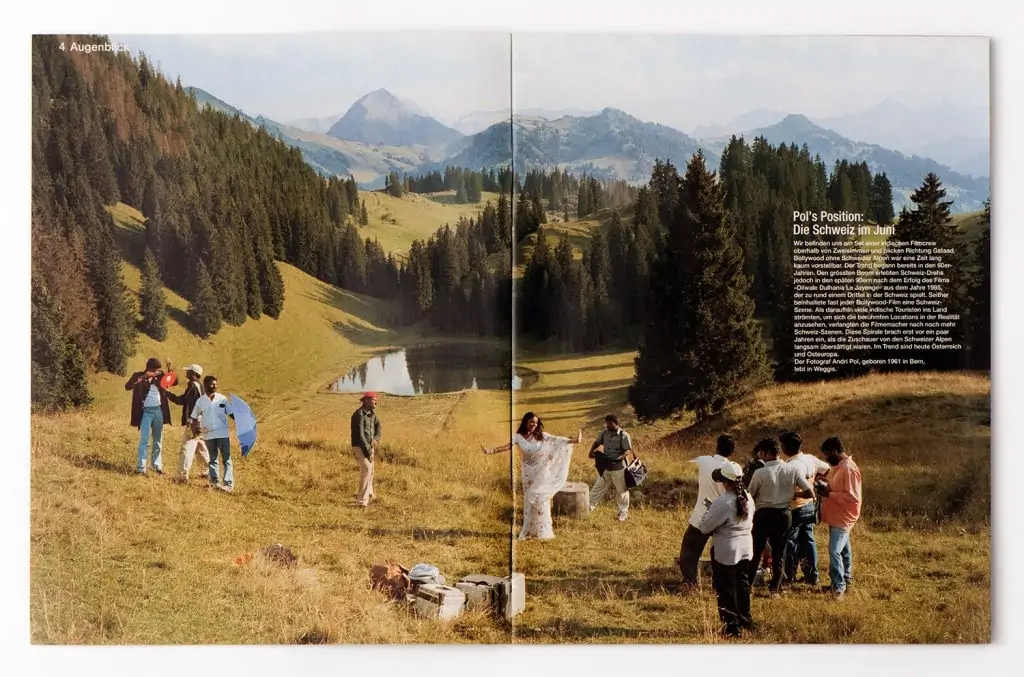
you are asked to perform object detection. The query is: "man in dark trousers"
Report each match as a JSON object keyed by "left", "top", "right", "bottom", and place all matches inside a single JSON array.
[
  {"left": 166, "top": 364, "right": 210, "bottom": 483},
  {"left": 351, "top": 392, "right": 382, "bottom": 507},
  {"left": 124, "top": 357, "right": 173, "bottom": 475},
  {"left": 678, "top": 434, "right": 738, "bottom": 587},
  {"left": 588, "top": 414, "right": 632, "bottom": 521},
  {"left": 747, "top": 437, "right": 814, "bottom": 594}
]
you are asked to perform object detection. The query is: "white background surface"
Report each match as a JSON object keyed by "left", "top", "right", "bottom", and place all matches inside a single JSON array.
[{"left": 1, "top": 1, "right": 1020, "bottom": 674}]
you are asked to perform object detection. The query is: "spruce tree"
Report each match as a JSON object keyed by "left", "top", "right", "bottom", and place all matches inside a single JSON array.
[
  {"left": 360, "top": 200, "right": 369, "bottom": 226},
  {"left": 189, "top": 258, "right": 222, "bottom": 338},
  {"left": 869, "top": 172, "right": 895, "bottom": 225},
  {"left": 138, "top": 247, "right": 168, "bottom": 340},
  {"left": 258, "top": 252, "right": 285, "bottom": 319},
  {"left": 887, "top": 173, "right": 963, "bottom": 369},
  {"left": 629, "top": 151, "right": 769, "bottom": 423},
  {"left": 31, "top": 273, "right": 92, "bottom": 412},
  {"left": 968, "top": 199, "right": 991, "bottom": 369},
  {"left": 532, "top": 194, "right": 547, "bottom": 225},
  {"left": 586, "top": 229, "right": 616, "bottom": 346},
  {"left": 85, "top": 219, "right": 138, "bottom": 376},
  {"left": 455, "top": 176, "right": 468, "bottom": 204}
]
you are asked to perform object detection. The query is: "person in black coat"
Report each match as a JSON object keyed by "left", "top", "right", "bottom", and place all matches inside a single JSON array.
[{"left": 124, "top": 357, "right": 172, "bottom": 475}]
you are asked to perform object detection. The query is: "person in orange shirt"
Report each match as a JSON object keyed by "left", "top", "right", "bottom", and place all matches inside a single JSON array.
[{"left": 817, "top": 436, "right": 862, "bottom": 599}]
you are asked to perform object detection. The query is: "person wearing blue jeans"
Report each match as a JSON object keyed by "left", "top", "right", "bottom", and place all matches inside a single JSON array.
[
  {"left": 125, "top": 357, "right": 173, "bottom": 475},
  {"left": 828, "top": 527, "right": 853, "bottom": 592},
  {"left": 191, "top": 374, "right": 235, "bottom": 492},
  {"left": 779, "top": 431, "right": 831, "bottom": 585},
  {"left": 817, "top": 435, "right": 862, "bottom": 599},
  {"left": 137, "top": 405, "right": 165, "bottom": 473}
]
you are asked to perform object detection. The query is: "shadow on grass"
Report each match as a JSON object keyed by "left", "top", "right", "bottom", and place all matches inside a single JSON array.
[
  {"left": 306, "top": 281, "right": 400, "bottom": 339},
  {"left": 524, "top": 569, "right": 688, "bottom": 601},
  {"left": 524, "top": 361, "right": 635, "bottom": 377},
  {"left": 632, "top": 477, "right": 698, "bottom": 511},
  {"left": 65, "top": 453, "right": 133, "bottom": 475},
  {"left": 325, "top": 524, "right": 509, "bottom": 541},
  {"left": 514, "top": 622, "right": 694, "bottom": 641}
]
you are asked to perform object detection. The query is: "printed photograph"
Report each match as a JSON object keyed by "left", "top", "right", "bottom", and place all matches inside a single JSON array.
[
  {"left": 30, "top": 31, "right": 990, "bottom": 645},
  {"left": 508, "top": 34, "right": 990, "bottom": 643},
  {"left": 30, "top": 32, "right": 516, "bottom": 644}
]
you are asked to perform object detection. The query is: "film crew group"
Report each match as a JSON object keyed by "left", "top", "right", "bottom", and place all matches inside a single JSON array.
[
  {"left": 125, "top": 357, "right": 236, "bottom": 491},
  {"left": 678, "top": 431, "right": 863, "bottom": 636}
]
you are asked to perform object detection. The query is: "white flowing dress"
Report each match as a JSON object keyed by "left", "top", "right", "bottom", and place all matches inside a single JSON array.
[{"left": 515, "top": 432, "right": 575, "bottom": 540}]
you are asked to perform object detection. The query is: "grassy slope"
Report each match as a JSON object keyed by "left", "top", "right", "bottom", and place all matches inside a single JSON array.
[
  {"left": 33, "top": 204, "right": 989, "bottom": 645},
  {"left": 31, "top": 205, "right": 513, "bottom": 644},
  {"left": 511, "top": 350, "right": 989, "bottom": 643},
  {"left": 360, "top": 190, "right": 501, "bottom": 257}
]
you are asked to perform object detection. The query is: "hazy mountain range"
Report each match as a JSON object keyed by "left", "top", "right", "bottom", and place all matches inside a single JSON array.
[
  {"left": 186, "top": 86, "right": 989, "bottom": 211},
  {"left": 699, "top": 114, "right": 989, "bottom": 212},
  {"left": 449, "top": 107, "right": 600, "bottom": 135},
  {"left": 693, "top": 98, "right": 989, "bottom": 180}
]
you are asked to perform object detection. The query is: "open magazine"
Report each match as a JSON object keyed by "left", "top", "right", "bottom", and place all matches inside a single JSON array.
[{"left": 30, "top": 32, "right": 990, "bottom": 644}]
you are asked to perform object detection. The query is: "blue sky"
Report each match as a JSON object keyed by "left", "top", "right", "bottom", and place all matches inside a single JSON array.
[{"left": 111, "top": 33, "right": 989, "bottom": 133}]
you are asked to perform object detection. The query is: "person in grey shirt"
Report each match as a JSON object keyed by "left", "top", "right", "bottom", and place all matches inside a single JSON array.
[
  {"left": 747, "top": 437, "right": 813, "bottom": 593},
  {"left": 588, "top": 414, "right": 632, "bottom": 521},
  {"left": 699, "top": 461, "right": 755, "bottom": 636}
]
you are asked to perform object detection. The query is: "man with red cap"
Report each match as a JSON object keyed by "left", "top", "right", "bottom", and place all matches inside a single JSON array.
[{"left": 350, "top": 392, "right": 382, "bottom": 507}]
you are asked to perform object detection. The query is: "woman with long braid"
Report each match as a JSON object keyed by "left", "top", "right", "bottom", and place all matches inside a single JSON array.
[{"left": 698, "top": 461, "right": 755, "bottom": 637}]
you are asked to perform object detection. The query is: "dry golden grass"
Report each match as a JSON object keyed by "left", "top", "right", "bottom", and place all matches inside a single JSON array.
[
  {"left": 32, "top": 212, "right": 514, "bottom": 644},
  {"left": 360, "top": 190, "right": 501, "bottom": 256},
  {"left": 33, "top": 204, "right": 989, "bottom": 644},
  {"left": 511, "top": 349, "right": 990, "bottom": 643}
]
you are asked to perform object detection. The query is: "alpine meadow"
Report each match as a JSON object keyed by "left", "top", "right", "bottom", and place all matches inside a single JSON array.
[{"left": 30, "top": 33, "right": 990, "bottom": 644}]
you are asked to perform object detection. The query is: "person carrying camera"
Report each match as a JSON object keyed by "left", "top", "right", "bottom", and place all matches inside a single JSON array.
[
  {"left": 817, "top": 436, "right": 862, "bottom": 599},
  {"left": 746, "top": 437, "right": 814, "bottom": 594},
  {"left": 124, "top": 357, "right": 173, "bottom": 475}
]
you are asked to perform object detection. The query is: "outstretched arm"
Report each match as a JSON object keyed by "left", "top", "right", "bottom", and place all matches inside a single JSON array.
[{"left": 481, "top": 441, "right": 513, "bottom": 455}]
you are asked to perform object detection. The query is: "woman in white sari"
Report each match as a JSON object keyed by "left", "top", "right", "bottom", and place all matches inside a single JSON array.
[{"left": 482, "top": 412, "right": 581, "bottom": 540}]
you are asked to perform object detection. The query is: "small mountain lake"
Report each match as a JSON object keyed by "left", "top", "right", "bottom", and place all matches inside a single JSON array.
[{"left": 327, "top": 344, "right": 537, "bottom": 396}]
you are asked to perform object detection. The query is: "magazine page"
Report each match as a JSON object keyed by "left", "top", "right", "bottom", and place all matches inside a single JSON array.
[
  {"left": 510, "top": 34, "right": 990, "bottom": 643},
  {"left": 29, "top": 30, "right": 990, "bottom": 647},
  {"left": 29, "top": 32, "right": 515, "bottom": 644}
]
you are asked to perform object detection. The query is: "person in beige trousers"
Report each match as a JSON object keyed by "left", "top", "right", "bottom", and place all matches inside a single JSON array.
[
  {"left": 166, "top": 364, "right": 210, "bottom": 482},
  {"left": 350, "top": 392, "right": 382, "bottom": 507}
]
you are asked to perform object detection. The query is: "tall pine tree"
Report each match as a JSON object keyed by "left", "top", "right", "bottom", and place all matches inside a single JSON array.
[
  {"left": 138, "top": 247, "right": 168, "bottom": 341},
  {"left": 31, "top": 273, "right": 92, "bottom": 412},
  {"left": 968, "top": 199, "right": 991, "bottom": 369},
  {"left": 629, "top": 152, "right": 769, "bottom": 423},
  {"left": 189, "top": 258, "right": 222, "bottom": 339}
]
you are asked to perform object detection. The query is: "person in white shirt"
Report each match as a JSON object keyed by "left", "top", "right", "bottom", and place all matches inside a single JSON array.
[
  {"left": 698, "top": 461, "right": 754, "bottom": 637},
  {"left": 780, "top": 430, "right": 830, "bottom": 585},
  {"left": 678, "top": 434, "right": 738, "bottom": 587},
  {"left": 190, "top": 374, "right": 234, "bottom": 492},
  {"left": 747, "top": 437, "right": 814, "bottom": 593}
]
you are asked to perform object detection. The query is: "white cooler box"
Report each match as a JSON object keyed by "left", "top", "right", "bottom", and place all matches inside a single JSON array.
[
  {"left": 456, "top": 573, "right": 525, "bottom": 620},
  {"left": 412, "top": 583, "right": 466, "bottom": 620}
]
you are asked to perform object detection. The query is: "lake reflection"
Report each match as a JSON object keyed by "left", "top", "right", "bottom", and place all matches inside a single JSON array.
[{"left": 328, "top": 344, "right": 536, "bottom": 395}]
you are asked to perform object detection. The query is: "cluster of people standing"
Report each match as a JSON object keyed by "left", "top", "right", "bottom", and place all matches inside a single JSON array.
[
  {"left": 125, "top": 357, "right": 236, "bottom": 492},
  {"left": 679, "top": 431, "right": 863, "bottom": 635},
  {"left": 482, "top": 413, "right": 863, "bottom": 638}
]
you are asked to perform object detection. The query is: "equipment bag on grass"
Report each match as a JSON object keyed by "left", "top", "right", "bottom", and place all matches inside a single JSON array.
[{"left": 625, "top": 451, "right": 648, "bottom": 489}]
